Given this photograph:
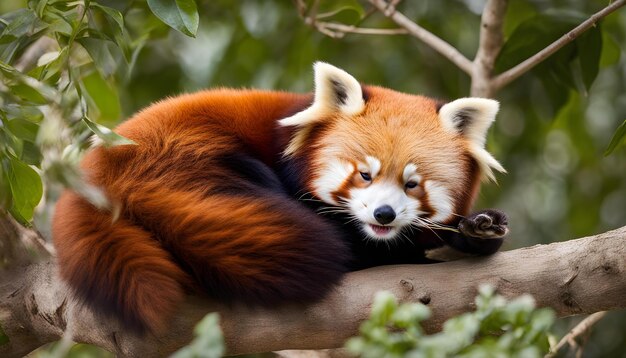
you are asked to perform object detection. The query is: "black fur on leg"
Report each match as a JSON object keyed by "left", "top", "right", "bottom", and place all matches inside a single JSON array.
[{"left": 441, "top": 209, "right": 509, "bottom": 256}]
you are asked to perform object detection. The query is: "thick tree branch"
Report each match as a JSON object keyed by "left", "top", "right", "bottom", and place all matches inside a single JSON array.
[
  {"left": 491, "top": 0, "right": 626, "bottom": 91},
  {"left": 368, "top": 0, "right": 474, "bottom": 75},
  {"left": 1, "top": 226, "right": 625, "bottom": 357},
  {"left": 471, "top": 0, "right": 508, "bottom": 97}
]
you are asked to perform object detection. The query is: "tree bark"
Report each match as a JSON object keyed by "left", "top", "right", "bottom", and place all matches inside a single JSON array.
[{"left": 1, "top": 225, "right": 625, "bottom": 357}]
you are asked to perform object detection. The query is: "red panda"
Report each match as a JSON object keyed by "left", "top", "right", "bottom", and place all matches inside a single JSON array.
[{"left": 52, "top": 62, "right": 508, "bottom": 334}]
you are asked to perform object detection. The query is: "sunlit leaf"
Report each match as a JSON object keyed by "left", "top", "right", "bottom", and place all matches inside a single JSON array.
[
  {"left": 604, "top": 120, "right": 626, "bottom": 156},
  {"left": 6, "top": 118, "right": 39, "bottom": 142},
  {"left": 0, "top": 62, "right": 58, "bottom": 101},
  {"left": 0, "top": 9, "right": 47, "bottom": 44},
  {"left": 9, "top": 82, "right": 48, "bottom": 104},
  {"left": 147, "top": 0, "right": 199, "bottom": 37},
  {"left": 4, "top": 105, "right": 44, "bottom": 123},
  {"left": 4, "top": 155, "right": 43, "bottom": 224},
  {"left": 82, "top": 117, "right": 135, "bottom": 147},
  {"left": 171, "top": 313, "right": 225, "bottom": 358},
  {"left": 82, "top": 70, "right": 121, "bottom": 125}
]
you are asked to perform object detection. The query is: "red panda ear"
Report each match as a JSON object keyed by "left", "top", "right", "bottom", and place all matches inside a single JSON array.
[
  {"left": 279, "top": 62, "right": 365, "bottom": 127},
  {"left": 438, "top": 98, "right": 506, "bottom": 181}
]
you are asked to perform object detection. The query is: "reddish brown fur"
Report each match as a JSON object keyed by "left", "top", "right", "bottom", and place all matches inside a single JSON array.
[
  {"left": 53, "top": 85, "right": 491, "bottom": 333},
  {"left": 53, "top": 90, "right": 348, "bottom": 333},
  {"left": 298, "top": 86, "right": 482, "bottom": 224}
]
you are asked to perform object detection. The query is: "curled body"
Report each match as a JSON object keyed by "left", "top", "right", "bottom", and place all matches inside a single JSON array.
[{"left": 52, "top": 63, "right": 508, "bottom": 333}]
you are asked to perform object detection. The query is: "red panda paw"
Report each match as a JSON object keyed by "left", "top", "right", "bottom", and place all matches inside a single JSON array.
[{"left": 459, "top": 209, "right": 509, "bottom": 239}]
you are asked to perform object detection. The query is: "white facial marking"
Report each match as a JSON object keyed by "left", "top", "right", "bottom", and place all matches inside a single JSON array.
[
  {"left": 313, "top": 158, "right": 353, "bottom": 205},
  {"left": 402, "top": 164, "right": 422, "bottom": 184},
  {"left": 349, "top": 181, "right": 421, "bottom": 240},
  {"left": 424, "top": 181, "right": 454, "bottom": 223},
  {"left": 364, "top": 156, "right": 381, "bottom": 178}
]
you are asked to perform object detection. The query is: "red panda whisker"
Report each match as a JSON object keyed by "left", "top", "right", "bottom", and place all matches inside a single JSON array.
[{"left": 410, "top": 219, "right": 446, "bottom": 243}]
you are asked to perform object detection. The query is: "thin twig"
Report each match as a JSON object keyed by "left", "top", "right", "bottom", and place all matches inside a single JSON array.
[
  {"left": 471, "top": 0, "right": 508, "bottom": 97},
  {"left": 368, "top": 0, "right": 474, "bottom": 75},
  {"left": 545, "top": 311, "right": 608, "bottom": 358},
  {"left": 492, "top": 0, "right": 626, "bottom": 91},
  {"left": 295, "top": 0, "right": 408, "bottom": 39},
  {"left": 316, "top": 22, "right": 408, "bottom": 38}
]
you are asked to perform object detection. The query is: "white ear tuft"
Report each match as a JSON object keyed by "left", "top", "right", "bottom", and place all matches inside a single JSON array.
[
  {"left": 439, "top": 98, "right": 505, "bottom": 181},
  {"left": 439, "top": 98, "right": 499, "bottom": 147},
  {"left": 279, "top": 62, "right": 364, "bottom": 127}
]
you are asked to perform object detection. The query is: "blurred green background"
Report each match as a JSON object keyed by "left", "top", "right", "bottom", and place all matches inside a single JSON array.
[{"left": 1, "top": 0, "right": 625, "bottom": 356}]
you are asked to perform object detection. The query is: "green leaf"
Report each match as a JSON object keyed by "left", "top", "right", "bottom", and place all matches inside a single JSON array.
[
  {"left": 9, "top": 82, "right": 48, "bottom": 104},
  {"left": 0, "top": 62, "right": 58, "bottom": 102},
  {"left": 599, "top": 31, "right": 620, "bottom": 68},
  {"left": 20, "top": 141, "right": 43, "bottom": 166},
  {"left": 90, "top": 3, "right": 125, "bottom": 36},
  {"left": 82, "top": 70, "right": 121, "bottom": 125},
  {"left": 4, "top": 105, "right": 44, "bottom": 123},
  {"left": 171, "top": 313, "right": 225, "bottom": 358},
  {"left": 76, "top": 37, "right": 121, "bottom": 77},
  {"left": 6, "top": 118, "right": 39, "bottom": 142},
  {"left": 0, "top": 163, "right": 11, "bottom": 211},
  {"left": 0, "top": 322, "right": 9, "bottom": 346},
  {"left": 4, "top": 155, "right": 43, "bottom": 224},
  {"left": 604, "top": 119, "right": 626, "bottom": 156},
  {"left": 82, "top": 117, "right": 135, "bottom": 147},
  {"left": 0, "top": 9, "right": 47, "bottom": 44},
  {"left": 502, "top": 0, "right": 537, "bottom": 37},
  {"left": 577, "top": 26, "right": 602, "bottom": 91},
  {"left": 147, "top": 0, "right": 199, "bottom": 37}
]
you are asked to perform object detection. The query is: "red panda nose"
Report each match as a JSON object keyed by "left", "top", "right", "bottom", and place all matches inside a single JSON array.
[{"left": 374, "top": 205, "right": 396, "bottom": 225}]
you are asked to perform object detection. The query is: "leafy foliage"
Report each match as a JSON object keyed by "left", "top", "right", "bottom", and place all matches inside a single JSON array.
[
  {"left": 496, "top": 10, "right": 606, "bottom": 111},
  {"left": 147, "top": 0, "right": 199, "bottom": 37},
  {"left": 171, "top": 313, "right": 225, "bottom": 358},
  {"left": 346, "top": 287, "right": 555, "bottom": 358},
  {"left": 0, "top": 0, "right": 199, "bottom": 228}
]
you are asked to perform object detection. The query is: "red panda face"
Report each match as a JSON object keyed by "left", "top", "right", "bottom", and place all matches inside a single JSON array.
[{"left": 280, "top": 63, "right": 505, "bottom": 240}]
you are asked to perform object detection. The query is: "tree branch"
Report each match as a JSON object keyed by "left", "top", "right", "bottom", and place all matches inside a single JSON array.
[
  {"left": 491, "top": 0, "right": 626, "bottom": 91},
  {"left": 471, "top": 0, "right": 508, "bottom": 97},
  {"left": 368, "top": 0, "right": 474, "bottom": 75},
  {"left": 1, "top": 225, "right": 625, "bottom": 357},
  {"left": 546, "top": 311, "right": 608, "bottom": 357}
]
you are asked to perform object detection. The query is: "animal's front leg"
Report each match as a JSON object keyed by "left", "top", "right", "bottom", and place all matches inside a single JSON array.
[
  {"left": 437, "top": 209, "right": 509, "bottom": 256},
  {"left": 459, "top": 209, "right": 509, "bottom": 240},
  {"left": 455, "top": 209, "right": 509, "bottom": 255}
]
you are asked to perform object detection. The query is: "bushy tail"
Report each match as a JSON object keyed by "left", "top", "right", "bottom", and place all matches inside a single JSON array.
[
  {"left": 53, "top": 191, "right": 191, "bottom": 333},
  {"left": 53, "top": 188, "right": 349, "bottom": 333},
  {"left": 125, "top": 187, "right": 349, "bottom": 305}
]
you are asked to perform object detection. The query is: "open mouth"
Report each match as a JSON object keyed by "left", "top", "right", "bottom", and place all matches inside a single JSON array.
[
  {"left": 364, "top": 223, "right": 397, "bottom": 239},
  {"left": 369, "top": 224, "right": 392, "bottom": 235}
]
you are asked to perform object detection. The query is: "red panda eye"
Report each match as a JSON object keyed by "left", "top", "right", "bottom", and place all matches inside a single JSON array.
[
  {"left": 405, "top": 181, "right": 418, "bottom": 189},
  {"left": 360, "top": 172, "right": 372, "bottom": 181}
]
